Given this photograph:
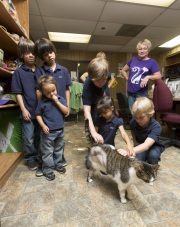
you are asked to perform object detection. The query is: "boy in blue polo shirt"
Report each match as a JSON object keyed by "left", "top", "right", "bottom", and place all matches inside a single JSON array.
[
  {"left": 130, "top": 97, "right": 165, "bottom": 164},
  {"left": 34, "top": 38, "right": 72, "bottom": 172},
  {"left": 83, "top": 57, "right": 118, "bottom": 168},
  {"left": 35, "top": 75, "right": 68, "bottom": 181},
  {"left": 83, "top": 57, "right": 109, "bottom": 144},
  {"left": 11, "top": 38, "right": 40, "bottom": 170}
]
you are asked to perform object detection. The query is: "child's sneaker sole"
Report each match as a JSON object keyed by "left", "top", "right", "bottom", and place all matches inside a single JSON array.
[
  {"left": 36, "top": 168, "right": 43, "bottom": 177},
  {"left": 44, "top": 172, "right": 55, "bottom": 181},
  {"left": 27, "top": 160, "right": 38, "bottom": 171},
  {"left": 56, "top": 166, "right": 66, "bottom": 174}
]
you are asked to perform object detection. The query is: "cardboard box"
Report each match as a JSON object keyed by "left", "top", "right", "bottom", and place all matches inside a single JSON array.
[{"left": 0, "top": 49, "right": 4, "bottom": 67}]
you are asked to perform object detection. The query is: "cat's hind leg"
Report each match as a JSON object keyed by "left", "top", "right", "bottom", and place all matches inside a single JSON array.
[
  {"left": 87, "top": 169, "right": 94, "bottom": 182},
  {"left": 126, "top": 185, "right": 134, "bottom": 200}
]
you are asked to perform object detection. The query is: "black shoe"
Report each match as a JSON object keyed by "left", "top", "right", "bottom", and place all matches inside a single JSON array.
[
  {"left": 61, "top": 155, "right": 67, "bottom": 167},
  {"left": 27, "top": 160, "right": 37, "bottom": 171},
  {"left": 44, "top": 172, "right": 55, "bottom": 181},
  {"left": 56, "top": 166, "right": 66, "bottom": 174},
  {"left": 36, "top": 167, "right": 43, "bottom": 177},
  {"left": 61, "top": 160, "right": 67, "bottom": 167}
]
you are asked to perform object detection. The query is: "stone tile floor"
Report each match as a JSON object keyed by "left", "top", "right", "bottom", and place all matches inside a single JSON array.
[{"left": 0, "top": 116, "right": 180, "bottom": 227}]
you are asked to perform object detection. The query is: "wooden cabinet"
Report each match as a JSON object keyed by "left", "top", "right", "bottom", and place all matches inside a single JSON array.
[
  {"left": 0, "top": 0, "right": 29, "bottom": 188},
  {"left": 165, "top": 51, "right": 180, "bottom": 79}
]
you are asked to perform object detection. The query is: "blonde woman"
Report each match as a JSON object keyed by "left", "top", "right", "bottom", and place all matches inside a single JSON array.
[{"left": 121, "top": 39, "right": 162, "bottom": 111}]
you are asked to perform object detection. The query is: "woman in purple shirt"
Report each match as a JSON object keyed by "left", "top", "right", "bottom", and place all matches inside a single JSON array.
[{"left": 121, "top": 39, "right": 162, "bottom": 111}]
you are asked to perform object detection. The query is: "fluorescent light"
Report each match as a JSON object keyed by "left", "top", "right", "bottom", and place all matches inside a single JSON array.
[
  {"left": 48, "top": 32, "right": 91, "bottom": 43},
  {"left": 114, "top": 0, "right": 175, "bottom": 7},
  {"left": 159, "top": 35, "right": 180, "bottom": 48}
]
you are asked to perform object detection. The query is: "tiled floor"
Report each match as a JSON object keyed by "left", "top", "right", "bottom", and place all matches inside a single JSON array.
[{"left": 0, "top": 116, "right": 180, "bottom": 227}]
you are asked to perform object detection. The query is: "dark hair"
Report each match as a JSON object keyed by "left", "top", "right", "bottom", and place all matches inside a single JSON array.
[
  {"left": 96, "top": 96, "right": 119, "bottom": 117},
  {"left": 38, "top": 75, "right": 57, "bottom": 91},
  {"left": 17, "top": 38, "right": 34, "bottom": 61},
  {"left": 34, "top": 38, "right": 56, "bottom": 61}
]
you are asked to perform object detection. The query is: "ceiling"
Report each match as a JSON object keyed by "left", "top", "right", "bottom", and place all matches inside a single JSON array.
[{"left": 29, "top": 0, "right": 180, "bottom": 54}]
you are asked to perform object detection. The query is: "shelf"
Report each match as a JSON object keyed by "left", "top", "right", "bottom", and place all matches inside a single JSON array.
[
  {"left": 0, "top": 26, "right": 18, "bottom": 55},
  {"left": 165, "top": 50, "right": 180, "bottom": 80},
  {"left": 165, "top": 62, "right": 180, "bottom": 68},
  {"left": 166, "top": 51, "right": 180, "bottom": 59},
  {"left": 0, "top": 104, "right": 18, "bottom": 109},
  {"left": 0, "top": 1, "right": 27, "bottom": 38},
  {"left": 0, "top": 0, "right": 28, "bottom": 187},
  {"left": 0, "top": 67, "right": 13, "bottom": 78}
]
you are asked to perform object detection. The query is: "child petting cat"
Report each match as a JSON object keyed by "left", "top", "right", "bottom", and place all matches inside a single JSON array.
[
  {"left": 95, "top": 96, "right": 134, "bottom": 156},
  {"left": 120, "top": 97, "right": 165, "bottom": 164},
  {"left": 82, "top": 57, "right": 111, "bottom": 168},
  {"left": 85, "top": 118, "right": 159, "bottom": 204},
  {"left": 35, "top": 75, "right": 68, "bottom": 181}
]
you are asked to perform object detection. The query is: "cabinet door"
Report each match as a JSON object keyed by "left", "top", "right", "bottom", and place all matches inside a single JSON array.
[{"left": 165, "top": 52, "right": 180, "bottom": 79}]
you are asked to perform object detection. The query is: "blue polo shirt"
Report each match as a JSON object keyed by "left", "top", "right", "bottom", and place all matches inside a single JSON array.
[
  {"left": 82, "top": 76, "right": 110, "bottom": 122},
  {"left": 82, "top": 73, "right": 111, "bottom": 106},
  {"left": 11, "top": 64, "right": 38, "bottom": 119},
  {"left": 95, "top": 116, "right": 123, "bottom": 146},
  {"left": 35, "top": 95, "right": 67, "bottom": 131},
  {"left": 130, "top": 117, "right": 165, "bottom": 149},
  {"left": 35, "top": 63, "right": 72, "bottom": 100}
]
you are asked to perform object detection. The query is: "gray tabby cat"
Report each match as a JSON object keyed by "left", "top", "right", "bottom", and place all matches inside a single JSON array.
[{"left": 85, "top": 119, "right": 159, "bottom": 203}]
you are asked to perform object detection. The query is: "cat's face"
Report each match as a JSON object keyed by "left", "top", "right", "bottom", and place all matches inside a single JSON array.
[{"left": 136, "top": 162, "right": 159, "bottom": 183}]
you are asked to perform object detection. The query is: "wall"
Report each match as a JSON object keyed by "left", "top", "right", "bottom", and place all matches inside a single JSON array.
[{"left": 56, "top": 50, "right": 163, "bottom": 100}]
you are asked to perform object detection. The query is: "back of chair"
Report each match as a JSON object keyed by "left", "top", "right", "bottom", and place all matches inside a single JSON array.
[
  {"left": 153, "top": 79, "right": 173, "bottom": 112},
  {"left": 116, "top": 92, "right": 129, "bottom": 110}
]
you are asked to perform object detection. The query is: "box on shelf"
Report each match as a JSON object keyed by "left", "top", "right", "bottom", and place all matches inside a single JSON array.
[
  {"left": 0, "top": 108, "right": 22, "bottom": 153},
  {"left": 0, "top": 49, "right": 4, "bottom": 67}
]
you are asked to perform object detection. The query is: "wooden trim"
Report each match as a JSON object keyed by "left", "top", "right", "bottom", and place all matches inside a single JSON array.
[
  {"left": 0, "top": 104, "right": 19, "bottom": 109},
  {"left": 0, "top": 153, "right": 23, "bottom": 188}
]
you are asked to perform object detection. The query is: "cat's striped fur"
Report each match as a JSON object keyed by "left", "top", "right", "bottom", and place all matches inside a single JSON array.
[{"left": 85, "top": 119, "right": 159, "bottom": 203}]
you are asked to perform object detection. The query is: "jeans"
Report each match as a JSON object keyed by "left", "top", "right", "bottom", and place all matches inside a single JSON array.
[
  {"left": 22, "top": 119, "right": 41, "bottom": 162},
  {"left": 40, "top": 129, "right": 64, "bottom": 174},
  {"left": 128, "top": 90, "right": 148, "bottom": 112},
  {"left": 136, "top": 145, "right": 165, "bottom": 164}
]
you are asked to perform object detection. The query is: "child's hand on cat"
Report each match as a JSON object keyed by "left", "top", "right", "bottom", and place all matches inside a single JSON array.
[
  {"left": 117, "top": 148, "right": 129, "bottom": 156},
  {"left": 129, "top": 149, "right": 136, "bottom": 157},
  {"left": 127, "top": 146, "right": 136, "bottom": 157},
  {"left": 117, "top": 148, "right": 136, "bottom": 158},
  {"left": 92, "top": 132, "right": 104, "bottom": 144}
]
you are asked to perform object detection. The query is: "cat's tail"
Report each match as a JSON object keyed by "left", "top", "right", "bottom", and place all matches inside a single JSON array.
[{"left": 84, "top": 118, "right": 96, "bottom": 147}]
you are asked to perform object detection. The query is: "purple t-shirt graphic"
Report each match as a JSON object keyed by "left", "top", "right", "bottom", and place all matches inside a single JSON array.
[{"left": 127, "top": 57, "right": 159, "bottom": 93}]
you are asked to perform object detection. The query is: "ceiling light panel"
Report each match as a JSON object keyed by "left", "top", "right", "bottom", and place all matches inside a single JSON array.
[
  {"left": 159, "top": 35, "right": 180, "bottom": 48},
  {"left": 114, "top": 0, "right": 175, "bottom": 7},
  {"left": 48, "top": 32, "right": 91, "bottom": 43}
]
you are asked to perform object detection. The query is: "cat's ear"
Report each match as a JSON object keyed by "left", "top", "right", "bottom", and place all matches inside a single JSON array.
[{"left": 137, "top": 165, "right": 144, "bottom": 172}]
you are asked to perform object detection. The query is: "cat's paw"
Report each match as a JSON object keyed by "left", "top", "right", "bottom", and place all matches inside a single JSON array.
[
  {"left": 87, "top": 178, "right": 93, "bottom": 182},
  {"left": 120, "top": 198, "right": 127, "bottom": 204}
]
